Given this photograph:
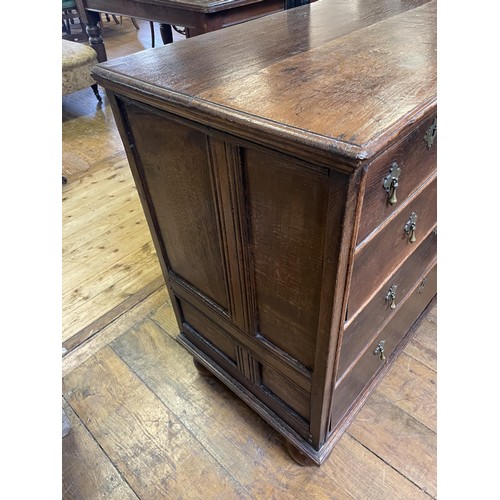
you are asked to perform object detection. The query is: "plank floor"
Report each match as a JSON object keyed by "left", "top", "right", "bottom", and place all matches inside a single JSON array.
[{"left": 62, "top": 17, "right": 437, "bottom": 499}]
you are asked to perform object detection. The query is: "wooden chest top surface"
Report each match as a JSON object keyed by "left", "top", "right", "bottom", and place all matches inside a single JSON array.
[{"left": 93, "top": 0, "right": 436, "bottom": 163}]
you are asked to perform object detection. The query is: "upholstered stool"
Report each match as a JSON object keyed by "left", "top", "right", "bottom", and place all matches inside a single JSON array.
[{"left": 62, "top": 39, "right": 102, "bottom": 102}]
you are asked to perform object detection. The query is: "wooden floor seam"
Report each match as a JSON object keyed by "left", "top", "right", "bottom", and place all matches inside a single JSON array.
[{"left": 108, "top": 339, "right": 254, "bottom": 498}]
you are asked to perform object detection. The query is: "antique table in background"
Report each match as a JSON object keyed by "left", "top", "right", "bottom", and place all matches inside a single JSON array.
[
  {"left": 75, "top": 0, "right": 308, "bottom": 61},
  {"left": 93, "top": 0, "right": 437, "bottom": 465}
]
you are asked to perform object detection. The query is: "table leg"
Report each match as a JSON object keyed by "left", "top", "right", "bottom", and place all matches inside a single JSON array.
[
  {"left": 86, "top": 10, "right": 107, "bottom": 62},
  {"left": 159, "top": 23, "right": 173, "bottom": 44}
]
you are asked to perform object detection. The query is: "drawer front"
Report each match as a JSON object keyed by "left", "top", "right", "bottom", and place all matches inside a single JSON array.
[
  {"left": 349, "top": 174, "right": 436, "bottom": 317},
  {"left": 329, "top": 265, "right": 437, "bottom": 431},
  {"left": 340, "top": 229, "right": 436, "bottom": 376},
  {"left": 357, "top": 114, "right": 437, "bottom": 245}
]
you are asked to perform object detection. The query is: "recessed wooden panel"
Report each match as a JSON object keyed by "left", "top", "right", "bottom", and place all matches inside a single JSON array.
[
  {"left": 122, "top": 103, "right": 229, "bottom": 310},
  {"left": 178, "top": 299, "right": 237, "bottom": 363},
  {"left": 178, "top": 328, "right": 311, "bottom": 439},
  {"left": 261, "top": 365, "right": 311, "bottom": 421},
  {"left": 243, "top": 148, "right": 329, "bottom": 370}
]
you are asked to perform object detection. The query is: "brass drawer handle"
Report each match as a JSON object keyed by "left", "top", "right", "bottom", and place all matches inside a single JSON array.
[
  {"left": 385, "top": 285, "right": 398, "bottom": 309},
  {"left": 404, "top": 212, "right": 418, "bottom": 243},
  {"left": 383, "top": 162, "right": 401, "bottom": 205},
  {"left": 374, "top": 340, "right": 386, "bottom": 361}
]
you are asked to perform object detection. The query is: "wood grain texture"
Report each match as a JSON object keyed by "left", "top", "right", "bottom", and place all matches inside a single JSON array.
[
  {"left": 243, "top": 148, "right": 330, "bottom": 370},
  {"left": 62, "top": 103, "right": 164, "bottom": 347},
  {"left": 63, "top": 346, "right": 250, "bottom": 499},
  {"left": 93, "top": 0, "right": 431, "bottom": 97},
  {"left": 376, "top": 352, "right": 436, "bottom": 432},
  {"left": 150, "top": 299, "right": 180, "bottom": 339},
  {"left": 403, "top": 303, "right": 437, "bottom": 371},
  {"left": 62, "top": 304, "right": 436, "bottom": 497},
  {"left": 62, "top": 287, "right": 168, "bottom": 377},
  {"left": 62, "top": 399, "right": 139, "bottom": 500},
  {"left": 98, "top": 0, "right": 436, "bottom": 463},
  {"left": 93, "top": 0, "right": 436, "bottom": 163},
  {"left": 122, "top": 102, "right": 230, "bottom": 310},
  {"left": 349, "top": 176, "right": 437, "bottom": 315},
  {"left": 180, "top": 298, "right": 238, "bottom": 361},
  {"left": 63, "top": 276, "right": 165, "bottom": 353},
  {"left": 347, "top": 230, "right": 437, "bottom": 325},
  {"left": 348, "top": 391, "right": 437, "bottom": 497},
  {"left": 199, "top": 3, "right": 436, "bottom": 146},
  {"left": 340, "top": 232, "right": 437, "bottom": 373},
  {"left": 62, "top": 13, "right": 436, "bottom": 491},
  {"left": 76, "top": 0, "right": 285, "bottom": 63},
  {"left": 63, "top": 242, "right": 161, "bottom": 336},
  {"left": 63, "top": 239, "right": 158, "bottom": 309},
  {"left": 108, "top": 317, "right": 431, "bottom": 498},
  {"left": 321, "top": 433, "right": 431, "bottom": 500},
  {"left": 83, "top": 0, "right": 279, "bottom": 16},
  {"left": 356, "top": 113, "right": 437, "bottom": 245},
  {"left": 330, "top": 267, "right": 436, "bottom": 434}
]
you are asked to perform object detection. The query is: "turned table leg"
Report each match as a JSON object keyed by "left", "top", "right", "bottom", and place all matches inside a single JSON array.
[
  {"left": 86, "top": 10, "right": 107, "bottom": 62},
  {"left": 91, "top": 83, "right": 102, "bottom": 102},
  {"left": 159, "top": 23, "right": 174, "bottom": 44}
]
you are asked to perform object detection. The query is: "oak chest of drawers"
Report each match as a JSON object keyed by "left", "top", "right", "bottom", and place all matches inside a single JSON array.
[{"left": 93, "top": 0, "right": 437, "bottom": 465}]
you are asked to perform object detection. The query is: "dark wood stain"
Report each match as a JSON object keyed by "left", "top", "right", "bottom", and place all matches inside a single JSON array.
[
  {"left": 243, "top": 148, "right": 330, "bottom": 370},
  {"left": 94, "top": 0, "right": 437, "bottom": 465},
  {"left": 122, "top": 103, "right": 230, "bottom": 311}
]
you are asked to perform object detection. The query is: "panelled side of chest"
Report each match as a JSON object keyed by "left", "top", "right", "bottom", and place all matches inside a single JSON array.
[
  {"left": 109, "top": 91, "right": 436, "bottom": 465},
  {"left": 324, "top": 111, "right": 438, "bottom": 448},
  {"left": 110, "top": 95, "right": 357, "bottom": 457}
]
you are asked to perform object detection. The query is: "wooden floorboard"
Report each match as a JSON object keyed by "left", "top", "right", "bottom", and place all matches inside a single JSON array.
[
  {"left": 62, "top": 287, "right": 169, "bottom": 378},
  {"left": 62, "top": 399, "right": 140, "bottom": 500},
  {"left": 110, "top": 317, "right": 432, "bottom": 499},
  {"left": 347, "top": 390, "right": 437, "bottom": 497},
  {"left": 63, "top": 346, "right": 251, "bottom": 499},
  {"left": 62, "top": 43, "right": 164, "bottom": 345},
  {"left": 62, "top": 18, "right": 436, "bottom": 499},
  {"left": 62, "top": 276, "right": 165, "bottom": 354},
  {"left": 376, "top": 351, "right": 437, "bottom": 432}
]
